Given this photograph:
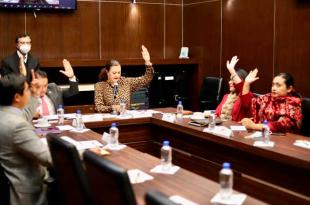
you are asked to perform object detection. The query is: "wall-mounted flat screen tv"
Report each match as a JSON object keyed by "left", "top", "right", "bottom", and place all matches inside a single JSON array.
[{"left": 0, "top": 0, "right": 76, "bottom": 10}]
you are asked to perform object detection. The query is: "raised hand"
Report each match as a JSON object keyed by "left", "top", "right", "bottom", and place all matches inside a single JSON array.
[
  {"left": 30, "top": 69, "right": 41, "bottom": 97},
  {"left": 141, "top": 45, "right": 151, "bottom": 65},
  {"left": 226, "top": 56, "right": 239, "bottom": 74},
  {"left": 245, "top": 68, "right": 259, "bottom": 84},
  {"left": 59, "top": 59, "right": 75, "bottom": 79}
]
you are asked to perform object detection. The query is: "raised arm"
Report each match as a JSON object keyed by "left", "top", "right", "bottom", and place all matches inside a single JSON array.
[
  {"left": 59, "top": 59, "right": 79, "bottom": 98},
  {"left": 226, "top": 56, "right": 242, "bottom": 84},
  {"left": 242, "top": 68, "right": 259, "bottom": 95}
]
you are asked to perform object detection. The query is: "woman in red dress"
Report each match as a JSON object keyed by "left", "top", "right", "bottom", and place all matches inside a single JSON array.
[
  {"left": 240, "top": 71, "right": 302, "bottom": 133},
  {"left": 215, "top": 56, "right": 253, "bottom": 121}
]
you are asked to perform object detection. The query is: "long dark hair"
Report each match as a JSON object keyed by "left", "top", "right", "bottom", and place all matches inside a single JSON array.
[
  {"left": 98, "top": 59, "right": 121, "bottom": 81},
  {"left": 275, "top": 72, "right": 301, "bottom": 98}
]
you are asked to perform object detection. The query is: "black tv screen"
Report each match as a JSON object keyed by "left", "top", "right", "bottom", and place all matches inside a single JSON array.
[{"left": 0, "top": 0, "right": 76, "bottom": 10}]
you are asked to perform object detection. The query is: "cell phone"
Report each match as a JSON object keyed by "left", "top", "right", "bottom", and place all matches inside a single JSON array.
[
  {"left": 188, "top": 121, "right": 205, "bottom": 127},
  {"left": 271, "top": 132, "right": 286, "bottom": 136}
]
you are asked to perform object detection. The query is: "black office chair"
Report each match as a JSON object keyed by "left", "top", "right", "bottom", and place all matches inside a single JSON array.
[
  {"left": 0, "top": 164, "right": 10, "bottom": 205},
  {"left": 46, "top": 133, "right": 93, "bottom": 205},
  {"left": 301, "top": 98, "right": 310, "bottom": 136},
  {"left": 200, "top": 76, "right": 223, "bottom": 111},
  {"left": 145, "top": 190, "right": 177, "bottom": 205},
  {"left": 83, "top": 150, "right": 137, "bottom": 205}
]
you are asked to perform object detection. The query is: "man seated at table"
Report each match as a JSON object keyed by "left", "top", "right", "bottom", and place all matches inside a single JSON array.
[
  {"left": 35, "top": 59, "right": 79, "bottom": 117},
  {"left": 0, "top": 74, "right": 52, "bottom": 205}
]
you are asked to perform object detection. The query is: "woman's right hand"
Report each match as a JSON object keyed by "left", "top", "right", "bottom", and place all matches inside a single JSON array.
[
  {"left": 112, "top": 104, "right": 121, "bottom": 113},
  {"left": 226, "top": 56, "right": 239, "bottom": 74},
  {"left": 245, "top": 68, "right": 259, "bottom": 84}
]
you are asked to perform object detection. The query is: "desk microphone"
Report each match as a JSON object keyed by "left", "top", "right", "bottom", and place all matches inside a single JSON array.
[{"left": 113, "top": 82, "right": 118, "bottom": 99}]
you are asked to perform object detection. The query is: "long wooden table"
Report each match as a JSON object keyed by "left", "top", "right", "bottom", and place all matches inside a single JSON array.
[
  {"left": 80, "top": 108, "right": 310, "bottom": 205},
  {"left": 60, "top": 128, "right": 264, "bottom": 205}
]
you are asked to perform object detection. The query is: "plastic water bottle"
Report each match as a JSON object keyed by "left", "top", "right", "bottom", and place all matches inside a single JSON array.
[
  {"left": 161, "top": 140, "right": 172, "bottom": 171},
  {"left": 57, "top": 104, "right": 64, "bottom": 125},
  {"left": 109, "top": 123, "right": 119, "bottom": 148},
  {"left": 208, "top": 111, "right": 216, "bottom": 130},
  {"left": 219, "top": 162, "right": 233, "bottom": 199},
  {"left": 176, "top": 101, "right": 183, "bottom": 119},
  {"left": 119, "top": 100, "right": 126, "bottom": 116},
  {"left": 75, "top": 110, "right": 83, "bottom": 131},
  {"left": 262, "top": 120, "right": 270, "bottom": 144}
]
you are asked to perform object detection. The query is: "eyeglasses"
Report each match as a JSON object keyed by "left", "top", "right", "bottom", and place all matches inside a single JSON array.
[{"left": 18, "top": 41, "right": 31, "bottom": 45}]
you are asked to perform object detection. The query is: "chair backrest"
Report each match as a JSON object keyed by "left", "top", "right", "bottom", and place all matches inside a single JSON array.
[
  {"left": 46, "top": 133, "right": 93, "bottom": 205},
  {"left": 83, "top": 150, "right": 137, "bottom": 205},
  {"left": 145, "top": 190, "right": 177, "bottom": 205},
  {"left": 200, "top": 76, "right": 223, "bottom": 110},
  {"left": 301, "top": 98, "right": 310, "bottom": 136}
]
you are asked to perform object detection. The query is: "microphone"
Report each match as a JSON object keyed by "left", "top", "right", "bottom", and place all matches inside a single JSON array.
[{"left": 113, "top": 82, "right": 118, "bottom": 98}]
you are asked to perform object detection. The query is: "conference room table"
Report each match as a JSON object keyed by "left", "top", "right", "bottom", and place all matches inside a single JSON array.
[
  {"left": 56, "top": 122, "right": 265, "bottom": 205},
  {"left": 49, "top": 107, "right": 310, "bottom": 204}
]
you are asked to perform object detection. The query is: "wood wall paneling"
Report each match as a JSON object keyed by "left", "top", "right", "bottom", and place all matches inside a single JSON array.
[
  {"left": 0, "top": 11, "right": 25, "bottom": 58},
  {"left": 184, "top": 1, "right": 221, "bottom": 90},
  {"left": 275, "top": 0, "right": 310, "bottom": 97},
  {"left": 165, "top": 4, "right": 182, "bottom": 58},
  {"left": 222, "top": 0, "right": 274, "bottom": 94},
  {"left": 26, "top": 2, "right": 100, "bottom": 60},
  {"left": 100, "top": 2, "right": 165, "bottom": 59}
]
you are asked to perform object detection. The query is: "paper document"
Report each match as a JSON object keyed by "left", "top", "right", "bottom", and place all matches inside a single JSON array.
[
  {"left": 169, "top": 195, "right": 198, "bottom": 205},
  {"left": 211, "top": 193, "right": 247, "bottom": 205},
  {"left": 127, "top": 169, "right": 154, "bottom": 184}
]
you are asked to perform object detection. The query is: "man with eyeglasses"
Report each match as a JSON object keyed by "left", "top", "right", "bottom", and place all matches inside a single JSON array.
[{"left": 0, "top": 34, "right": 40, "bottom": 82}]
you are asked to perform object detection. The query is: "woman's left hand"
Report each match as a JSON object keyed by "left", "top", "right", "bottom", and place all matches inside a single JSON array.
[
  {"left": 240, "top": 118, "right": 256, "bottom": 129},
  {"left": 141, "top": 45, "right": 151, "bottom": 65}
]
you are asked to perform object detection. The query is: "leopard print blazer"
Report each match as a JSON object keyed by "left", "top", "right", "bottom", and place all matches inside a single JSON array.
[{"left": 94, "top": 65, "right": 154, "bottom": 113}]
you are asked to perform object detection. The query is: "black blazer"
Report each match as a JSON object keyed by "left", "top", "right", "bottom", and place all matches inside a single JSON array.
[{"left": 0, "top": 52, "right": 40, "bottom": 81}]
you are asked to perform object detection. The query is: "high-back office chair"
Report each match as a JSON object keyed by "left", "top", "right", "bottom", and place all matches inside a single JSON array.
[
  {"left": 46, "top": 133, "right": 93, "bottom": 205},
  {"left": 200, "top": 76, "right": 223, "bottom": 111},
  {"left": 0, "top": 164, "right": 10, "bottom": 205},
  {"left": 83, "top": 150, "right": 137, "bottom": 205},
  {"left": 145, "top": 190, "right": 177, "bottom": 205},
  {"left": 301, "top": 98, "right": 310, "bottom": 136}
]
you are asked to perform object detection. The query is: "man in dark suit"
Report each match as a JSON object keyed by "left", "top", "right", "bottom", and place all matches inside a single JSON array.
[
  {"left": 35, "top": 59, "right": 79, "bottom": 116},
  {"left": 0, "top": 34, "right": 40, "bottom": 82},
  {"left": 0, "top": 74, "right": 52, "bottom": 205}
]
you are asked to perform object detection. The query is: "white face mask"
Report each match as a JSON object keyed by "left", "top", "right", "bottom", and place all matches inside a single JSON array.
[{"left": 19, "top": 44, "right": 31, "bottom": 54}]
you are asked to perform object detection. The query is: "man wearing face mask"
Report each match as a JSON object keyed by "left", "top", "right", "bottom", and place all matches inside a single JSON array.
[{"left": 0, "top": 34, "right": 40, "bottom": 82}]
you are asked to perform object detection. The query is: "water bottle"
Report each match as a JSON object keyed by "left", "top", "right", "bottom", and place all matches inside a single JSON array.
[
  {"left": 219, "top": 162, "right": 233, "bottom": 199},
  {"left": 262, "top": 120, "right": 270, "bottom": 144},
  {"left": 75, "top": 110, "right": 83, "bottom": 131},
  {"left": 57, "top": 104, "right": 64, "bottom": 125},
  {"left": 161, "top": 140, "right": 172, "bottom": 171},
  {"left": 119, "top": 100, "right": 126, "bottom": 116},
  {"left": 176, "top": 101, "right": 183, "bottom": 119},
  {"left": 109, "top": 123, "right": 119, "bottom": 148},
  {"left": 208, "top": 111, "right": 216, "bottom": 130}
]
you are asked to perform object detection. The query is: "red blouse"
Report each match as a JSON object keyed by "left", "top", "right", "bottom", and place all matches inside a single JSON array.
[
  {"left": 241, "top": 93, "right": 302, "bottom": 133},
  {"left": 216, "top": 81, "right": 253, "bottom": 121}
]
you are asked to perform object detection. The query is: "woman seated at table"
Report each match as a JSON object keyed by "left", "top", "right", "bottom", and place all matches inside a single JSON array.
[
  {"left": 94, "top": 45, "right": 154, "bottom": 113},
  {"left": 240, "top": 70, "right": 302, "bottom": 133},
  {"left": 215, "top": 56, "right": 253, "bottom": 121}
]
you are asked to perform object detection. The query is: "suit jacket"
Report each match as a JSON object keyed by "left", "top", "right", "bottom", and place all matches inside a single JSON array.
[
  {"left": 0, "top": 106, "right": 52, "bottom": 205},
  {"left": 46, "top": 80, "right": 79, "bottom": 110},
  {"left": 0, "top": 52, "right": 40, "bottom": 82}
]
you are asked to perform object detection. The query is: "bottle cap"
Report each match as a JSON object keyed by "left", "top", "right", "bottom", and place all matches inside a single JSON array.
[
  {"left": 163, "top": 140, "right": 170, "bottom": 146},
  {"left": 178, "top": 101, "right": 182, "bottom": 105},
  {"left": 111, "top": 122, "right": 117, "bottom": 127},
  {"left": 76, "top": 109, "right": 81, "bottom": 114},
  {"left": 222, "top": 162, "right": 231, "bottom": 169},
  {"left": 58, "top": 104, "right": 63, "bottom": 109},
  {"left": 263, "top": 120, "right": 268, "bottom": 125}
]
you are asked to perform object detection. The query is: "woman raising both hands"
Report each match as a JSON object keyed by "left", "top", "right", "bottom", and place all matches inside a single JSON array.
[
  {"left": 94, "top": 45, "right": 154, "bottom": 113},
  {"left": 240, "top": 69, "right": 303, "bottom": 134}
]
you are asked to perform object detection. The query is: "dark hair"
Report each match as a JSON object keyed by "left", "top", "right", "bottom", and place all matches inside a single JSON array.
[
  {"left": 15, "top": 34, "right": 31, "bottom": 43},
  {"left": 275, "top": 72, "right": 300, "bottom": 97},
  {"left": 35, "top": 70, "right": 48, "bottom": 79},
  {"left": 0, "top": 74, "right": 27, "bottom": 106},
  {"left": 236, "top": 69, "right": 248, "bottom": 80},
  {"left": 98, "top": 59, "right": 121, "bottom": 81}
]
